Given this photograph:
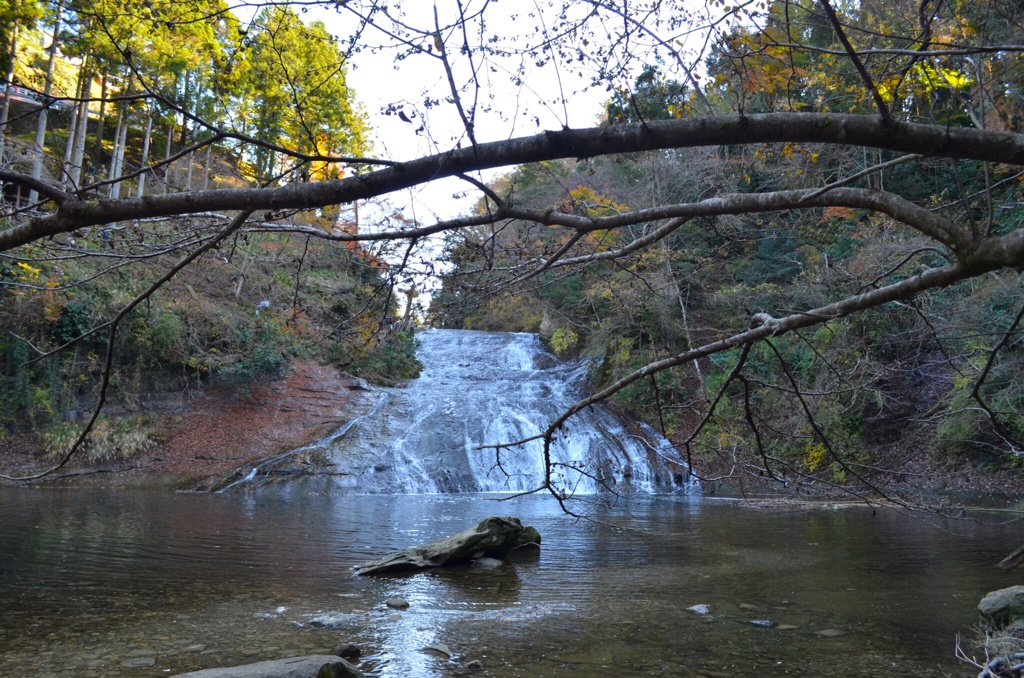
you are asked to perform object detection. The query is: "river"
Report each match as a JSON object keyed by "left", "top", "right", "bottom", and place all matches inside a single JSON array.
[{"left": 0, "top": 488, "right": 1017, "bottom": 677}]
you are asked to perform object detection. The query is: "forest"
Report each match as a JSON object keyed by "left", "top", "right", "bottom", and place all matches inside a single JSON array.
[{"left": 0, "top": 0, "right": 1022, "bottom": 505}]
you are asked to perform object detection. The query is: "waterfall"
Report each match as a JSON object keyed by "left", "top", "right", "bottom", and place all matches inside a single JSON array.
[{"left": 221, "top": 329, "right": 698, "bottom": 495}]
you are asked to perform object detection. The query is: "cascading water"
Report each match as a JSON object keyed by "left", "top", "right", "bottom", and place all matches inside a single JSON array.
[{"left": 218, "top": 329, "right": 698, "bottom": 495}]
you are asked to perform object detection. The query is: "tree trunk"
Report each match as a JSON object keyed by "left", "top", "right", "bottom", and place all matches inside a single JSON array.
[
  {"left": 136, "top": 107, "right": 153, "bottom": 198},
  {"left": 107, "top": 71, "right": 134, "bottom": 199},
  {"left": 185, "top": 150, "right": 194, "bottom": 191},
  {"left": 93, "top": 73, "right": 108, "bottom": 166},
  {"left": 0, "top": 25, "right": 19, "bottom": 160},
  {"left": 202, "top": 139, "right": 213, "bottom": 190},
  {"left": 29, "top": 0, "right": 63, "bottom": 204},
  {"left": 62, "top": 57, "right": 88, "bottom": 189},
  {"left": 69, "top": 84, "right": 90, "bottom": 186},
  {"left": 162, "top": 121, "right": 174, "bottom": 193},
  {"left": 176, "top": 69, "right": 190, "bottom": 150}
]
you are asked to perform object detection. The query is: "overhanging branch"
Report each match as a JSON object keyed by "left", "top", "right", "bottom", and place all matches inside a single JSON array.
[{"left": 2, "top": 113, "right": 1023, "bottom": 251}]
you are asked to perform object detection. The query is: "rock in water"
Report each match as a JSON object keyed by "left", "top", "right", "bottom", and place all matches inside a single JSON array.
[
  {"left": 979, "top": 586, "right": 1024, "bottom": 631},
  {"left": 334, "top": 643, "right": 361, "bottom": 660},
  {"left": 308, "top": 613, "right": 358, "bottom": 629},
  {"left": 355, "top": 516, "right": 538, "bottom": 575},
  {"left": 515, "top": 526, "right": 542, "bottom": 547},
  {"left": 172, "top": 655, "right": 363, "bottom": 677},
  {"left": 421, "top": 643, "right": 453, "bottom": 658}
]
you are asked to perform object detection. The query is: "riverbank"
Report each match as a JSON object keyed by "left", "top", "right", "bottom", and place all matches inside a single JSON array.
[{"left": 0, "top": 360, "right": 372, "bottom": 488}]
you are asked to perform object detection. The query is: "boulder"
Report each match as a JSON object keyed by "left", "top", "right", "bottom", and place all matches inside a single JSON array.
[
  {"left": 979, "top": 586, "right": 1024, "bottom": 631},
  {"left": 515, "top": 526, "right": 542, "bottom": 548},
  {"left": 173, "top": 655, "right": 362, "bottom": 678},
  {"left": 355, "top": 516, "right": 537, "bottom": 575}
]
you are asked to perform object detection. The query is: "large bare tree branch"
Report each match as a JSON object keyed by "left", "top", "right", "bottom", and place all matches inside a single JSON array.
[{"left": 3, "top": 113, "right": 1024, "bottom": 251}]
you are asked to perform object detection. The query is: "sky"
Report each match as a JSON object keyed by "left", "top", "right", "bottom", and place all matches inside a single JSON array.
[{"left": 315, "top": 2, "right": 614, "bottom": 224}]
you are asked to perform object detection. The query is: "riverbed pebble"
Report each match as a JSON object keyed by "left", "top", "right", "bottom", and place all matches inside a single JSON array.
[
  {"left": 309, "top": 613, "right": 358, "bottom": 629},
  {"left": 385, "top": 597, "right": 410, "bottom": 610}
]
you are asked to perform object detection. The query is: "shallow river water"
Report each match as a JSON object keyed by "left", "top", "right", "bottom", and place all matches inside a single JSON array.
[{"left": 0, "top": 489, "right": 1019, "bottom": 677}]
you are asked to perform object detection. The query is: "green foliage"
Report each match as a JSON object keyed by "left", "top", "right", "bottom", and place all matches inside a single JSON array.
[
  {"left": 345, "top": 331, "right": 422, "bottom": 385},
  {"left": 53, "top": 301, "right": 92, "bottom": 344},
  {"left": 605, "top": 64, "right": 689, "bottom": 124}
]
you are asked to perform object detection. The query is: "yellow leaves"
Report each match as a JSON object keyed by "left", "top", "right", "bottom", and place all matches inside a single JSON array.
[
  {"left": 15, "top": 262, "right": 41, "bottom": 280},
  {"left": 804, "top": 441, "right": 826, "bottom": 472},
  {"left": 550, "top": 328, "right": 579, "bottom": 357},
  {"left": 567, "top": 185, "right": 629, "bottom": 217}
]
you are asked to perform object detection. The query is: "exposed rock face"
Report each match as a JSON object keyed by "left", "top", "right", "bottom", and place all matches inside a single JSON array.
[
  {"left": 172, "top": 654, "right": 362, "bottom": 678},
  {"left": 979, "top": 586, "right": 1024, "bottom": 631},
  {"left": 355, "top": 516, "right": 538, "bottom": 575}
]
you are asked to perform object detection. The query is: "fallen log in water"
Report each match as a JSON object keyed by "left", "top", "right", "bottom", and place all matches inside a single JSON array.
[{"left": 354, "top": 516, "right": 541, "bottom": 576}]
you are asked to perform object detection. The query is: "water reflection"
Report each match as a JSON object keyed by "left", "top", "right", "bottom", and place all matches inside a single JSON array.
[{"left": 0, "top": 489, "right": 1017, "bottom": 677}]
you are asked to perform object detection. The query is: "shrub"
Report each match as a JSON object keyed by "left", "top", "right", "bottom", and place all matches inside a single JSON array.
[{"left": 44, "top": 415, "right": 158, "bottom": 463}]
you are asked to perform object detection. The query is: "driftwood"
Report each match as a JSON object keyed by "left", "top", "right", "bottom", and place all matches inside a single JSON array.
[
  {"left": 998, "top": 544, "right": 1024, "bottom": 572},
  {"left": 354, "top": 516, "right": 539, "bottom": 576}
]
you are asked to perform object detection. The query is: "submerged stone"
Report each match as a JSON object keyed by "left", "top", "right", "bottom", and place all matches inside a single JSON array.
[
  {"left": 471, "top": 557, "right": 503, "bottom": 569},
  {"left": 308, "top": 613, "right": 358, "bottom": 629}
]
